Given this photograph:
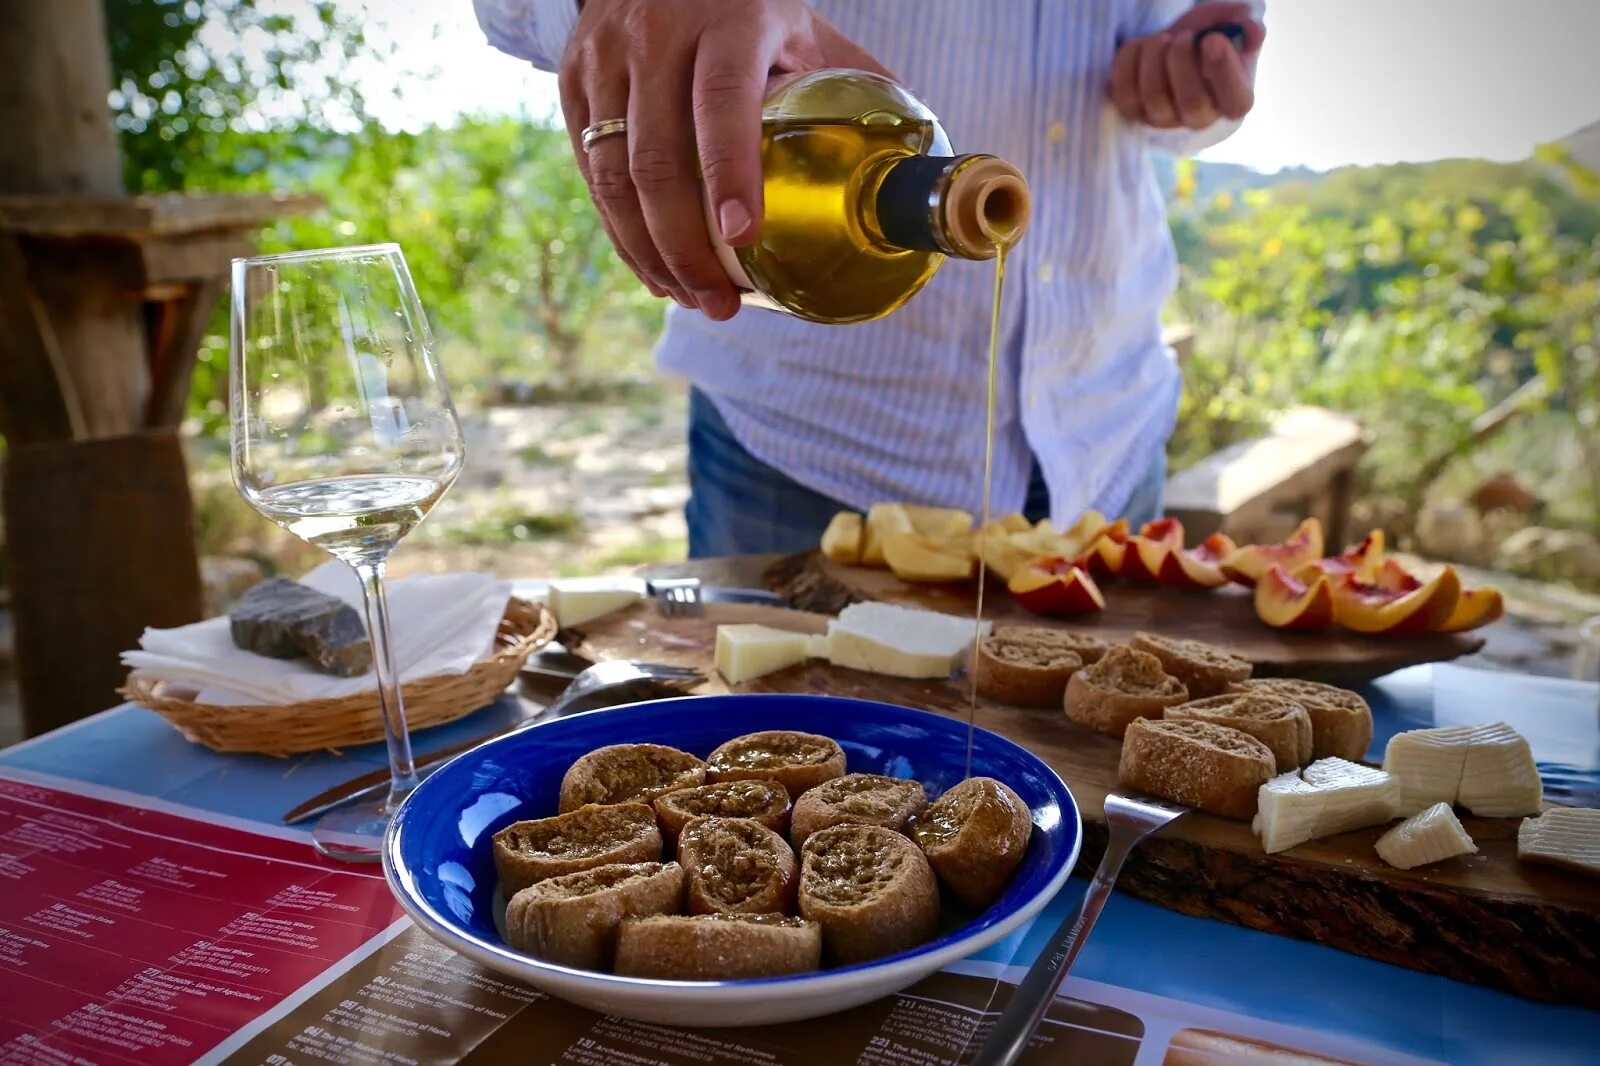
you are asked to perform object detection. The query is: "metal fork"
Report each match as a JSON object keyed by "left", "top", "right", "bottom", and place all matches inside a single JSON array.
[
  {"left": 970, "top": 791, "right": 1189, "bottom": 1066},
  {"left": 648, "top": 578, "right": 704, "bottom": 617},
  {"left": 541, "top": 658, "right": 704, "bottom": 717}
]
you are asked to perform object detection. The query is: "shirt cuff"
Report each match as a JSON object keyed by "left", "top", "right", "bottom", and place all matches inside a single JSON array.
[
  {"left": 1144, "top": 115, "right": 1244, "bottom": 157},
  {"left": 472, "top": 0, "right": 581, "bottom": 71}
]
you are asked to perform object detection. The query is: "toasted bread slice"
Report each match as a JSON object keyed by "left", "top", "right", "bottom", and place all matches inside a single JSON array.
[
  {"left": 790, "top": 773, "right": 927, "bottom": 848},
  {"left": 504, "top": 861, "right": 683, "bottom": 969},
  {"left": 558, "top": 743, "right": 706, "bottom": 813},
  {"left": 652, "top": 779, "right": 790, "bottom": 844},
  {"left": 1129, "top": 632, "right": 1252, "bottom": 698},
  {"left": 1166, "top": 692, "right": 1313, "bottom": 771},
  {"left": 614, "top": 914, "right": 822, "bottom": 980},
  {"left": 1231, "top": 678, "right": 1374, "bottom": 761},
  {"left": 1063, "top": 646, "right": 1188, "bottom": 737},
  {"left": 799, "top": 824, "right": 939, "bottom": 965},
  {"left": 493, "top": 802, "right": 662, "bottom": 895},
  {"left": 678, "top": 816, "right": 798, "bottom": 916},
  {"left": 1118, "top": 718, "right": 1275, "bottom": 820},
  {"left": 706, "top": 730, "right": 846, "bottom": 795},
  {"left": 911, "top": 777, "right": 1032, "bottom": 909},
  {"left": 974, "top": 627, "right": 1086, "bottom": 709}
]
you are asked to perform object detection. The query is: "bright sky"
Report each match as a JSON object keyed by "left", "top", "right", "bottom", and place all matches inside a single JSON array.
[{"left": 353, "top": 0, "right": 1600, "bottom": 173}]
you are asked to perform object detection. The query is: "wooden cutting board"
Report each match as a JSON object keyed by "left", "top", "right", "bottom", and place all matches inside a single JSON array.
[
  {"left": 766, "top": 552, "right": 1485, "bottom": 686},
  {"left": 569, "top": 601, "right": 1598, "bottom": 1007}
]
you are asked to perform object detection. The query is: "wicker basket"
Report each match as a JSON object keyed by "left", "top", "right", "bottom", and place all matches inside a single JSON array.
[{"left": 120, "top": 597, "right": 557, "bottom": 757}]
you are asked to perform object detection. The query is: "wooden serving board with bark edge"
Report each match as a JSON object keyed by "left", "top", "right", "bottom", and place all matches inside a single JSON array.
[
  {"left": 767, "top": 551, "right": 1485, "bottom": 687},
  {"left": 568, "top": 600, "right": 1598, "bottom": 1007}
]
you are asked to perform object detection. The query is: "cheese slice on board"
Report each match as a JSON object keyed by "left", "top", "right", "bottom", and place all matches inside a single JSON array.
[
  {"left": 824, "top": 601, "right": 992, "bottom": 680},
  {"left": 1517, "top": 807, "right": 1600, "bottom": 879},
  {"left": 1382, "top": 724, "right": 1475, "bottom": 815},
  {"left": 1375, "top": 802, "right": 1478, "bottom": 870},
  {"left": 714, "top": 624, "right": 811, "bottom": 684},
  {"left": 1253, "top": 757, "right": 1401, "bottom": 854},
  {"left": 1456, "top": 722, "right": 1543, "bottom": 817},
  {"left": 546, "top": 579, "right": 643, "bottom": 627}
]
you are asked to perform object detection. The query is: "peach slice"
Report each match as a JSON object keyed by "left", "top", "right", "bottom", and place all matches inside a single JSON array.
[
  {"left": 1329, "top": 564, "right": 1462, "bottom": 637},
  {"left": 1118, "top": 517, "right": 1185, "bottom": 582},
  {"left": 1157, "top": 531, "right": 1237, "bottom": 591},
  {"left": 882, "top": 530, "right": 975, "bottom": 583},
  {"left": 902, "top": 505, "right": 974, "bottom": 541},
  {"left": 1057, "top": 510, "right": 1110, "bottom": 560},
  {"left": 1303, "top": 530, "right": 1386, "bottom": 583},
  {"left": 820, "top": 512, "right": 863, "bottom": 566},
  {"left": 1075, "top": 519, "right": 1131, "bottom": 577},
  {"left": 860, "top": 504, "right": 914, "bottom": 567},
  {"left": 1008, "top": 557, "right": 1107, "bottom": 616},
  {"left": 1437, "top": 586, "right": 1505, "bottom": 633},
  {"left": 1254, "top": 564, "right": 1335, "bottom": 630},
  {"left": 1219, "top": 518, "right": 1325, "bottom": 587},
  {"left": 975, "top": 524, "right": 1035, "bottom": 582}
]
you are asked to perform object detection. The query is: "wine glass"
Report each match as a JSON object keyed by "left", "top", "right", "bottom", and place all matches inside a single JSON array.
[{"left": 230, "top": 243, "right": 465, "bottom": 862}]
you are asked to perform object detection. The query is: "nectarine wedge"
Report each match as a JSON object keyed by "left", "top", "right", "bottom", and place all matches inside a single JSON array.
[
  {"left": 1157, "top": 531, "right": 1237, "bottom": 591},
  {"left": 882, "top": 530, "right": 975, "bottom": 583},
  {"left": 1330, "top": 565, "right": 1462, "bottom": 637},
  {"left": 1074, "top": 519, "right": 1131, "bottom": 576},
  {"left": 1303, "top": 530, "right": 1385, "bottom": 583},
  {"left": 1117, "top": 518, "right": 1184, "bottom": 582},
  {"left": 1219, "top": 518, "right": 1325, "bottom": 587},
  {"left": 1437, "top": 586, "right": 1505, "bottom": 633},
  {"left": 975, "top": 525, "right": 1034, "bottom": 582},
  {"left": 1008, "top": 557, "right": 1107, "bottom": 616},
  {"left": 1254, "top": 564, "right": 1335, "bottom": 630},
  {"left": 820, "top": 512, "right": 863, "bottom": 565}
]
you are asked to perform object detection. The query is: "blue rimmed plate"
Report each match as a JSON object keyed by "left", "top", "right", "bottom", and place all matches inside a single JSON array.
[{"left": 383, "top": 693, "right": 1079, "bottom": 1026}]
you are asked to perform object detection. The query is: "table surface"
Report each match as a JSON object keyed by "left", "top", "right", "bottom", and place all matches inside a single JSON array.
[{"left": 3, "top": 567, "right": 1597, "bottom": 1066}]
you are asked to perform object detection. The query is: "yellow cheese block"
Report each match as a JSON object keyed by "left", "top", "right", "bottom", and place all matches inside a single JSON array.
[
  {"left": 714, "top": 624, "right": 811, "bottom": 684},
  {"left": 546, "top": 579, "right": 643, "bottom": 627}
]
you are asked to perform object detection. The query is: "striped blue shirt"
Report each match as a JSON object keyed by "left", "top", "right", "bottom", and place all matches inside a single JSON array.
[{"left": 473, "top": 0, "right": 1262, "bottom": 524}]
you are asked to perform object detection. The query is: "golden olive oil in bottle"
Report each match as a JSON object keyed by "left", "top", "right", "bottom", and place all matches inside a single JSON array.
[{"left": 715, "top": 70, "right": 1030, "bottom": 324}]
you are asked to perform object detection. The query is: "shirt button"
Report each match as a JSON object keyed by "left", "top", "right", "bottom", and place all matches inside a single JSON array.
[
  {"left": 1046, "top": 121, "right": 1067, "bottom": 144},
  {"left": 1027, "top": 393, "right": 1042, "bottom": 411},
  {"left": 1038, "top": 263, "right": 1054, "bottom": 284}
]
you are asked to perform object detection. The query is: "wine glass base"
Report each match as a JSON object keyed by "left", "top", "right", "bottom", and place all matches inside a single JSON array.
[{"left": 312, "top": 801, "right": 396, "bottom": 864}]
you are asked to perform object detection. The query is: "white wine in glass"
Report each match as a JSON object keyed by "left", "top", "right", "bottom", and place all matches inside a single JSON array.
[{"left": 230, "top": 243, "right": 465, "bottom": 862}]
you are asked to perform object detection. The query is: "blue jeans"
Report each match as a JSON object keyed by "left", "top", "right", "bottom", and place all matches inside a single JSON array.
[{"left": 686, "top": 388, "right": 1167, "bottom": 558}]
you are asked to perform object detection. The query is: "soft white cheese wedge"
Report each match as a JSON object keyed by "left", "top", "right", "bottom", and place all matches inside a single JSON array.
[
  {"left": 713, "top": 624, "right": 811, "bottom": 684},
  {"left": 1518, "top": 807, "right": 1600, "bottom": 878},
  {"left": 1375, "top": 802, "right": 1478, "bottom": 870},
  {"left": 1253, "top": 757, "right": 1402, "bottom": 854},
  {"left": 1382, "top": 724, "right": 1475, "bottom": 815},
  {"left": 546, "top": 579, "right": 643, "bottom": 627},
  {"left": 824, "top": 601, "right": 992, "bottom": 680},
  {"left": 1456, "top": 722, "right": 1543, "bottom": 817}
]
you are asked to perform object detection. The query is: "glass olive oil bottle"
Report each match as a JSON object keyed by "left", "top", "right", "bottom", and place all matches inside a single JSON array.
[{"left": 715, "top": 69, "right": 1030, "bottom": 324}]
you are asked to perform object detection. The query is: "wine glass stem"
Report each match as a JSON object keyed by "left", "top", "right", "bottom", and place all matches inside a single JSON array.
[{"left": 353, "top": 560, "right": 420, "bottom": 806}]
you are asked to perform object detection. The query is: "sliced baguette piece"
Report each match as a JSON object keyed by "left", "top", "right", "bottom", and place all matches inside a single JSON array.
[
  {"left": 974, "top": 627, "right": 1086, "bottom": 709},
  {"left": 614, "top": 914, "right": 822, "bottom": 980},
  {"left": 910, "top": 777, "right": 1032, "bottom": 909},
  {"left": 677, "top": 816, "right": 798, "bottom": 916},
  {"left": 706, "top": 730, "right": 846, "bottom": 795},
  {"left": 799, "top": 824, "right": 940, "bottom": 965},
  {"left": 1375, "top": 802, "right": 1477, "bottom": 870},
  {"left": 558, "top": 743, "right": 706, "bottom": 813},
  {"left": 493, "top": 802, "right": 662, "bottom": 895},
  {"left": 824, "top": 601, "right": 991, "bottom": 680},
  {"left": 652, "top": 780, "right": 790, "bottom": 843},
  {"left": 1064, "top": 646, "right": 1188, "bottom": 737},
  {"left": 790, "top": 773, "right": 927, "bottom": 848},
  {"left": 1129, "top": 631, "right": 1251, "bottom": 698},
  {"left": 1118, "top": 718, "right": 1275, "bottom": 820},
  {"left": 1518, "top": 807, "right": 1600, "bottom": 879},
  {"left": 505, "top": 861, "right": 683, "bottom": 969},
  {"left": 1232, "top": 678, "right": 1373, "bottom": 762},
  {"left": 1165, "top": 692, "right": 1313, "bottom": 771}
]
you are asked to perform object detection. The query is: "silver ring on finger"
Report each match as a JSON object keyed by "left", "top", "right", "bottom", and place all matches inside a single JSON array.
[{"left": 581, "top": 117, "right": 628, "bottom": 151}]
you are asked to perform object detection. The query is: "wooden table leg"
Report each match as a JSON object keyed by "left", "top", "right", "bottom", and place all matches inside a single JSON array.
[{"left": 5, "top": 431, "right": 203, "bottom": 736}]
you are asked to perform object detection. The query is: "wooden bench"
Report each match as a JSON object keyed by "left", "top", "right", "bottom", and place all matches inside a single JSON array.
[{"left": 1165, "top": 406, "right": 1367, "bottom": 550}]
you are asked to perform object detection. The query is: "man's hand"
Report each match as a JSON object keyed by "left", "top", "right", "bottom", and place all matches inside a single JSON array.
[
  {"left": 559, "top": 0, "right": 890, "bottom": 320},
  {"left": 1109, "top": 2, "right": 1265, "bottom": 131}
]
